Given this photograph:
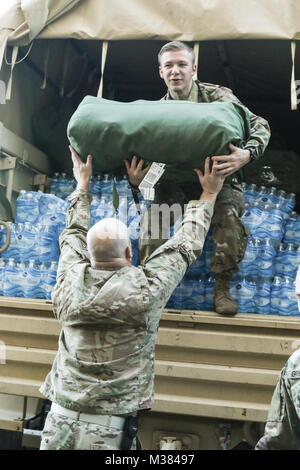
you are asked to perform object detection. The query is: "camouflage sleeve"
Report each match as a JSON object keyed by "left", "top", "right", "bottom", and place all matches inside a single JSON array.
[
  {"left": 296, "top": 266, "right": 300, "bottom": 308},
  {"left": 211, "top": 86, "right": 271, "bottom": 158},
  {"left": 56, "top": 189, "right": 92, "bottom": 280},
  {"left": 143, "top": 200, "right": 213, "bottom": 303},
  {"left": 255, "top": 351, "right": 300, "bottom": 450}
]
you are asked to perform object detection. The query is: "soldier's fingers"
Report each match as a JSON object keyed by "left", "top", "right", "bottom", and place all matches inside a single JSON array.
[
  {"left": 132, "top": 155, "right": 137, "bottom": 167},
  {"left": 69, "top": 146, "right": 82, "bottom": 166},
  {"left": 86, "top": 155, "right": 93, "bottom": 166},
  {"left": 194, "top": 168, "right": 203, "bottom": 178},
  {"left": 229, "top": 142, "right": 238, "bottom": 152},
  {"left": 212, "top": 155, "right": 229, "bottom": 162},
  {"left": 137, "top": 159, "right": 144, "bottom": 170},
  {"left": 142, "top": 165, "right": 151, "bottom": 175},
  {"left": 204, "top": 157, "right": 210, "bottom": 175},
  {"left": 215, "top": 162, "right": 231, "bottom": 170},
  {"left": 69, "top": 145, "right": 79, "bottom": 158}
]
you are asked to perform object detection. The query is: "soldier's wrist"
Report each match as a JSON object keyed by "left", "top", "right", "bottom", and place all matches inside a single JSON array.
[{"left": 200, "top": 191, "right": 217, "bottom": 203}]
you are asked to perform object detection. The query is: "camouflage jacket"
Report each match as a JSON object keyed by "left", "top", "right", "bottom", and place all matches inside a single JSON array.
[
  {"left": 255, "top": 348, "right": 300, "bottom": 450},
  {"left": 163, "top": 80, "right": 271, "bottom": 159},
  {"left": 40, "top": 189, "right": 213, "bottom": 415},
  {"left": 296, "top": 265, "right": 300, "bottom": 310}
]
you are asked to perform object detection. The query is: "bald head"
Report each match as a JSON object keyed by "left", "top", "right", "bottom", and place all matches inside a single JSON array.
[{"left": 87, "top": 218, "right": 132, "bottom": 268}]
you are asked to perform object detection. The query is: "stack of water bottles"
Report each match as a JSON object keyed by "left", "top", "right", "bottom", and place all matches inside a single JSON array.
[
  {"left": 0, "top": 189, "right": 68, "bottom": 299},
  {"left": 166, "top": 225, "right": 217, "bottom": 311},
  {"left": 167, "top": 184, "right": 300, "bottom": 316},
  {"left": 114, "top": 174, "right": 150, "bottom": 266}
]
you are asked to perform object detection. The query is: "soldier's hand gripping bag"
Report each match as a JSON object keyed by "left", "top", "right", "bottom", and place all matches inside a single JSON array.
[{"left": 67, "top": 97, "right": 251, "bottom": 184}]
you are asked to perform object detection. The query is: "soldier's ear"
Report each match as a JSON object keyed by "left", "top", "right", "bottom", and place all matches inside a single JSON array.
[
  {"left": 125, "top": 245, "right": 132, "bottom": 263},
  {"left": 159, "top": 66, "right": 164, "bottom": 79}
]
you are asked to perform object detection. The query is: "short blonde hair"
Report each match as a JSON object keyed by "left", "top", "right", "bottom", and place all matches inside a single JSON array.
[{"left": 158, "top": 41, "right": 195, "bottom": 65}]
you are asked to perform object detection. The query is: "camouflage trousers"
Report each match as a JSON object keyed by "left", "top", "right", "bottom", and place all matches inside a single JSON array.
[
  {"left": 139, "top": 182, "right": 250, "bottom": 275},
  {"left": 40, "top": 410, "right": 136, "bottom": 451}
]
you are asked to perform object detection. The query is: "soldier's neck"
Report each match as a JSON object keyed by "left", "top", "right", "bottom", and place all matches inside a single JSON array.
[
  {"left": 92, "top": 258, "right": 131, "bottom": 269},
  {"left": 169, "top": 83, "right": 193, "bottom": 101}
]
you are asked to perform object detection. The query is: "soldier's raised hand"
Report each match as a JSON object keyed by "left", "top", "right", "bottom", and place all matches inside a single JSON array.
[
  {"left": 69, "top": 145, "right": 92, "bottom": 192},
  {"left": 194, "top": 157, "right": 225, "bottom": 201},
  {"left": 124, "top": 155, "right": 150, "bottom": 187}
]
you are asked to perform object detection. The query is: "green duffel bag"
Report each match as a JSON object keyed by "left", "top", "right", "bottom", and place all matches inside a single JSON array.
[{"left": 67, "top": 96, "right": 251, "bottom": 183}]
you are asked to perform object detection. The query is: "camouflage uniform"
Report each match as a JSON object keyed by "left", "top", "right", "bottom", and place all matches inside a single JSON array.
[
  {"left": 139, "top": 80, "right": 271, "bottom": 275},
  {"left": 255, "top": 348, "right": 300, "bottom": 450},
  {"left": 40, "top": 188, "right": 213, "bottom": 450}
]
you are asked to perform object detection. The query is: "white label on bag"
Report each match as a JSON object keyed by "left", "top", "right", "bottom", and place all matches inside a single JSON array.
[{"left": 139, "top": 162, "right": 166, "bottom": 200}]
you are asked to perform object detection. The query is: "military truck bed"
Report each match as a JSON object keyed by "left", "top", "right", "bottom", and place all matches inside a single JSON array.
[{"left": 0, "top": 296, "right": 299, "bottom": 436}]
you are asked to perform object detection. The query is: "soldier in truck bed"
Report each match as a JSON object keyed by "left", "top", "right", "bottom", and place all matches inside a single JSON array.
[
  {"left": 39, "top": 146, "right": 225, "bottom": 450},
  {"left": 132, "top": 41, "right": 271, "bottom": 316}
]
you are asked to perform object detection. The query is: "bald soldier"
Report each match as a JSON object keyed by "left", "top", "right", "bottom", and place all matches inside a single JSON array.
[
  {"left": 136, "top": 41, "right": 271, "bottom": 316},
  {"left": 39, "top": 146, "right": 225, "bottom": 450}
]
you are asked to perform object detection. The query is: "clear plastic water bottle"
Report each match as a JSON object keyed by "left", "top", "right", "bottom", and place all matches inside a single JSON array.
[
  {"left": 3, "top": 258, "right": 18, "bottom": 297},
  {"left": 13, "top": 261, "right": 28, "bottom": 297},
  {"left": 257, "top": 239, "right": 276, "bottom": 278},
  {"left": 116, "top": 196, "right": 129, "bottom": 225},
  {"left": 15, "top": 191, "right": 39, "bottom": 224},
  {"left": 204, "top": 274, "right": 216, "bottom": 311},
  {"left": 239, "top": 237, "right": 260, "bottom": 276},
  {"left": 168, "top": 281, "right": 184, "bottom": 310},
  {"left": 271, "top": 276, "right": 299, "bottom": 315},
  {"left": 90, "top": 175, "right": 102, "bottom": 197},
  {"left": 283, "top": 212, "right": 300, "bottom": 245},
  {"left": 241, "top": 204, "right": 264, "bottom": 235},
  {"left": 256, "top": 185, "right": 268, "bottom": 205},
  {"left": 101, "top": 174, "right": 113, "bottom": 196},
  {"left": 181, "top": 277, "right": 195, "bottom": 310},
  {"left": 26, "top": 260, "right": 43, "bottom": 299},
  {"left": 127, "top": 198, "right": 139, "bottom": 228},
  {"left": 38, "top": 262, "right": 49, "bottom": 299},
  {"left": 274, "top": 244, "right": 286, "bottom": 277},
  {"left": 244, "top": 184, "right": 258, "bottom": 205},
  {"left": 254, "top": 279, "right": 271, "bottom": 314},
  {"left": 283, "top": 244, "right": 300, "bottom": 278},
  {"left": 275, "top": 243, "right": 300, "bottom": 278},
  {"left": 130, "top": 237, "right": 140, "bottom": 267},
  {"left": 1, "top": 223, "right": 19, "bottom": 261},
  {"left": 230, "top": 276, "right": 256, "bottom": 313},
  {"left": 204, "top": 238, "right": 214, "bottom": 274},
  {"left": 193, "top": 276, "right": 206, "bottom": 310},
  {"left": 36, "top": 224, "right": 60, "bottom": 262},
  {"left": 186, "top": 252, "right": 206, "bottom": 276},
  {"left": 21, "top": 222, "right": 38, "bottom": 262},
  {"left": 0, "top": 259, "right": 5, "bottom": 296},
  {"left": 258, "top": 204, "right": 284, "bottom": 242},
  {"left": 91, "top": 195, "right": 114, "bottom": 225},
  {"left": 282, "top": 192, "right": 296, "bottom": 214},
  {"left": 47, "top": 261, "right": 58, "bottom": 299},
  {"left": 43, "top": 261, "right": 58, "bottom": 300},
  {"left": 266, "top": 187, "right": 279, "bottom": 205},
  {"left": 50, "top": 172, "right": 60, "bottom": 196},
  {"left": 57, "top": 173, "right": 75, "bottom": 199},
  {"left": 116, "top": 175, "right": 131, "bottom": 198}
]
